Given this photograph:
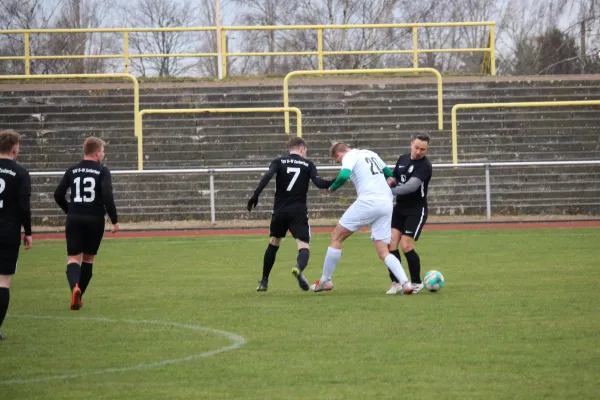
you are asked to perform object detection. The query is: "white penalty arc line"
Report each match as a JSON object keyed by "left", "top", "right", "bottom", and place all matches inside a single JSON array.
[{"left": 2, "top": 314, "right": 247, "bottom": 385}]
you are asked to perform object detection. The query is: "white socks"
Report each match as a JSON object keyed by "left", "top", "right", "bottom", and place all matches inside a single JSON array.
[
  {"left": 384, "top": 254, "right": 409, "bottom": 285},
  {"left": 320, "top": 247, "right": 342, "bottom": 284}
]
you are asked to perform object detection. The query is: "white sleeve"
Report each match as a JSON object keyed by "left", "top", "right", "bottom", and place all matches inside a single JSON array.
[{"left": 341, "top": 151, "right": 358, "bottom": 171}]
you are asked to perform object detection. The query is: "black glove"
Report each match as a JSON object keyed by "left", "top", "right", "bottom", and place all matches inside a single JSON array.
[{"left": 247, "top": 196, "right": 258, "bottom": 212}]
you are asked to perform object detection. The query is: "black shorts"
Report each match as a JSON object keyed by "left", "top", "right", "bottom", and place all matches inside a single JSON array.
[
  {"left": 0, "top": 243, "right": 20, "bottom": 275},
  {"left": 269, "top": 207, "right": 311, "bottom": 243},
  {"left": 66, "top": 215, "right": 105, "bottom": 256},
  {"left": 391, "top": 206, "right": 427, "bottom": 241}
]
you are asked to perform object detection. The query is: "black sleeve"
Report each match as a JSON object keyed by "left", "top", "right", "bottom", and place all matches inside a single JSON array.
[
  {"left": 252, "top": 160, "right": 279, "bottom": 198},
  {"left": 54, "top": 171, "right": 70, "bottom": 214},
  {"left": 414, "top": 160, "right": 433, "bottom": 181},
  {"left": 101, "top": 168, "right": 118, "bottom": 224},
  {"left": 18, "top": 172, "right": 32, "bottom": 236},
  {"left": 309, "top": 161, "right": 333, "bottom": 189}
]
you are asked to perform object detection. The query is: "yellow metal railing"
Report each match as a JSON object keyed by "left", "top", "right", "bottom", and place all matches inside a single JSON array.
[
  {"left": 283, "top": 68, "right": 444, "bottom": 134},
  {"left": 451, "top": 100, "right": 600, "bottom": 164},
  {"left": 138, "top": 107, "right": 303, "bottom": 170},
  {"left": 0, "top": 22, "right": 496, "bottom": 77},
  {"left": 0, "top": 73, "right": 142, "bottom": 164}
]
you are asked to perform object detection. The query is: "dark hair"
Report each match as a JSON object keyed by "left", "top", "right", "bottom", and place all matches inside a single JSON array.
[
  {"left": 413, "top": 133, "right": 431, "bottom": 143},
  {"left": 83, "top": 137, "right": 105, "bottom": 156},
  {"left": 329, "top": 142, "right": 350, "bottom": 158},
  {"left": 289, "top": 137, "right": 307, "bottom": 149},
  {"left": 0, "top": 129, "right": 21, "bottom": 153}
]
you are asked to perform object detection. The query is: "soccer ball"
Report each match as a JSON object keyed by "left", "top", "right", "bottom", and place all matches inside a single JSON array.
[{"left": 423, "top": 270, "right": 444, "bottom": 292}]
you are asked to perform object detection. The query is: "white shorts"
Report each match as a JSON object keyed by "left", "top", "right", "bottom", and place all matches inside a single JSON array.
[{"left": 338, "top": 198, "right": 393, "bottom": 243}]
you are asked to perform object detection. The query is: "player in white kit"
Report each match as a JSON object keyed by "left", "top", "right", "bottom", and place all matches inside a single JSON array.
[{"left": 310, "top": 142, "right": 413, "bottom": 294}]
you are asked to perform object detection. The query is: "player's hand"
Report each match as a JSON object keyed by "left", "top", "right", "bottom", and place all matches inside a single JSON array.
[
  {"left": 23, "top": 235, "right": 32, "bottom": 250},
  {"left": 111, "top": 222, "right": 120, "bottom": 234},
  {"left": 387, "top": 177, "right": 397, "bottom": 187},
  {"left": 247, "top": 196, "right": 258, "bottom": 212}
]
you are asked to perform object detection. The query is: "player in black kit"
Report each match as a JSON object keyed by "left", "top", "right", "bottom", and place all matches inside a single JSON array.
[
  {"left": 54, "top": 137, "right": 119, "bottom": 310},
  {"left": 247, "top": 137, "right": 333, "bottom": 292},
  {"left": 0, "top": 130, "right": 32, "bottom": 340},
  {"left": 385, "top": 133, "right": 432, "bottom": 295}
]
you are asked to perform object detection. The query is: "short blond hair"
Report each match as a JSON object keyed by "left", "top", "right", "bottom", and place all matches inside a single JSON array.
[
  {"left": 329, "top": 142, "right": 350, "bottom": 158},
  {"left": 0, "top": 129, "right": 21, "bottom": 154},
  {"left": 83, "top": 137, "right": 105, "bottom": 156}
]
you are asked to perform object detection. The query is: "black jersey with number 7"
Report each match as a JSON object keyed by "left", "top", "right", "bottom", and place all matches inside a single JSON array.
[
  {"left": 251, "top": 154, "right": 332, "bottom": 212},
  {"left": 54, "top": 160, "right": 118, "bottom": 223}
]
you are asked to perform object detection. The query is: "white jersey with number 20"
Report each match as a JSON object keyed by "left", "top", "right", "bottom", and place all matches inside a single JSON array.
[{"left": 341, "top": 149, "right": 392, "bottom": 201}]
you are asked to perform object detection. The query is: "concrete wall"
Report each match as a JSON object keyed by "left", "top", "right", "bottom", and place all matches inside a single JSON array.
[{"left": 1, "top": 75, "right": 599, "bottom": 224}]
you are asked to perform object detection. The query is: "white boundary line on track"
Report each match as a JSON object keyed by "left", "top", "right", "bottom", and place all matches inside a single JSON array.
[{"left": 1, "top": 314, "right": 247, "bottom": 385}]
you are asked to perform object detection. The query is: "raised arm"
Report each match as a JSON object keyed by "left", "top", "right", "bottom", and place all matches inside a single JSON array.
[
  {"left": 54, "top": 171, "right": 70, "bottom": 214},
  {"left": 247, "top": 160, "right": 279, "bottom": 211}
]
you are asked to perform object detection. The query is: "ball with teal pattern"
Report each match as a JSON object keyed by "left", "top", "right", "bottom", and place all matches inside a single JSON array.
[{"left": 423, "top": 270, "right": 444, "bottom": 292}]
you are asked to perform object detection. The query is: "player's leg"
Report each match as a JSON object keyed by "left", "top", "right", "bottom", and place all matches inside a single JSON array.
[
  {"left": 387, "top": 205, "right": 405, "bottom": 284},
  {"left": 257, "top": 236, "right": 282, "bottom": 291},
  {"left": 289, "top": 213, "right": 311, "bottom": 291},
  {"left": 370, "top": 204, "right": 412, "bottom": 295},
  {"left": 387, "top": 228, "right": 403, "bottom": 284},
  {"left": 311, "top": 224, "right": 353, "bottom": 292},
  {"left": 0, "top": 244, "right": 18, "bottom": 340},
  {"left": 65, "top": 216, "right": 83, "bottom": 302},
  {"left": 401, "top": 211, "right": 427, "bottom": 293},
  {"left": 77, "top": 218, "right": 104, "bottom": 302},
  {"left": 77, "top": 254, "right": 96, "bottom": 308},
  {"left": 292, "top": 240, "right": 310, "bottom": 291},
  {"left": 0, "top": 274, "right": 11, "bottom": 340},
  {"left": 66, "top": 253, "right": 83, "bottom": 310}
]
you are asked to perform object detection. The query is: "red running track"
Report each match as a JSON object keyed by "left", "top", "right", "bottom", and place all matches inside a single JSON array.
[{"left": 33, "top": 220, "right": 600, "bottom": 240}]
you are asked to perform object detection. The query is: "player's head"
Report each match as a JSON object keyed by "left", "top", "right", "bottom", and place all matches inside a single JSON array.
[
  {"left": 329, "top": 142, "right": 351, "bottom": 164},
  {"left": 289, "top": 136, "right": 307, "bottom": 157},
  {"left": 83, "top": 137, "right": 106, "bottom": 162},
  {"left": 410, "top": 133, "right": 430, "bottom": 160},
  {"left": 0, "top": 129, "right": 21, "bottom": 159}
]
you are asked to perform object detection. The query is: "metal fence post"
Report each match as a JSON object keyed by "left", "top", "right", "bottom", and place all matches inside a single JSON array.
[
  {"left": 209, "top": 169, "right": 216, "bottom": 224},
  {"left": 485, "top": 163, "right": 491, "bottom": 220}
]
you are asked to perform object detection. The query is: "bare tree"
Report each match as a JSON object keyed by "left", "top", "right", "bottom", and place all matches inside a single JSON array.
[
  {"left": 0, "top": 0, "right": 61, "bottom": 74},
  {"left": 120, "top": 0, "right": 202, "bottom": 77}
]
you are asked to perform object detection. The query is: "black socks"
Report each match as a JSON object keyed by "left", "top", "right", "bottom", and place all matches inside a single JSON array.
[
  {"left": 66, "top": 263, "right": 81, "bottom": 291},
  {"left": 296, "top": 248, "right": 310, "bottom": 272},
  {"left": 0, "top": 287, "right": 9, "bottom": 329},
  {"left": 79, "top": 262, "right": 94, "bottom": 295},
  {"left": 262, "top": 244, "right": 280, "bottom": 280}
]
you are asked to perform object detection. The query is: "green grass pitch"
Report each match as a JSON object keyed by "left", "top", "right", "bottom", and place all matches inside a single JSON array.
[{"left": 2, "top": 228, "right": 599, "bottom": 399}]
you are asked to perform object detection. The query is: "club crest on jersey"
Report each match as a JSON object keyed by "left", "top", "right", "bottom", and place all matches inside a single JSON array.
[
  {"left": 408, "top": 165, "right": 414, "bottom": 173},
  {"left": 400, "top": 174, "right": 407, "bottom": 183}
]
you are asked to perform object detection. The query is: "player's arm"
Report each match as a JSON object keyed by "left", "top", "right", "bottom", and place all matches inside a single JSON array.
[
  {"left": 329, "top": 151, "right": 357, "bottom": 192},
  {"left": 382, "top": 166, "right": 394, "bottom": 179},
  {"left": 390, "top": 177, "right": 423, "bottom": 196},
  {"left": 101, "top": 168, "right": 119, "bottom": 225},
  {"left": 391, "top": 162, "right": 431, "bottom": 196},
  {"left": 18, "top": 172, "right": 32, "bottom": 248},
  {"left": 247, "top": 160, "right": 278, "bottom": 211},
  {"left": 328, "top": 168, "right": 351, "bottom": 192},
  {"left": 309, "top": 161, "right": 333, "bottom": 189},
  {"left": 53, "top": 171, "right": 70, "bottom": 214}
]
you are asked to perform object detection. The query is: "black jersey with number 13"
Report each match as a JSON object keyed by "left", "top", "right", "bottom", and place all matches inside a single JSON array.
[{"left": 54, "top": 160, "right": 118, "bottom": 223}]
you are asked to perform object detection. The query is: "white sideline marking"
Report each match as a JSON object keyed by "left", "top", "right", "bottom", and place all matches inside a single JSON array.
[{"left": 2, "top": 314, "right": 247, "bottom": 385}]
